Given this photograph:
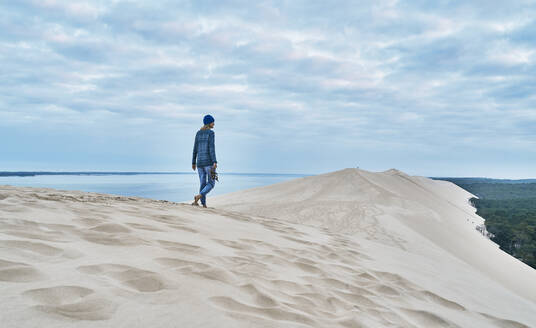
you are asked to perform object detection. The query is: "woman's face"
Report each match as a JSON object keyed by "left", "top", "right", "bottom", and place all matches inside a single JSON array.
[{"left": 210, "top": 122, "right": 215, "bottom": 128}]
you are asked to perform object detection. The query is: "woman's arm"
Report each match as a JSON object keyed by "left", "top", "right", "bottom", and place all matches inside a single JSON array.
[
  {"left": 209, "top": 131, "right": 217, "bottom": 167},
  {"left": 192, "top": 132, "right": 199, "bottom": 170}
]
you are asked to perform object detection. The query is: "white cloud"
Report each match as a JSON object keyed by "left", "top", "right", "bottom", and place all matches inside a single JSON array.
[
  {"left": 398, "top": 112, "right": 422, "bottom": 122},
  {"left": 485, "top": 17, "right": 533, "bottom": 33},
  {"left": 35, "top": 0, "right": 105, "bottom": 20},
  {"left": 488, "top": 43, "right": 535, "bottom": 65},
  {"left": 1, "top": 0, "right": 535, "bottom": 175}
]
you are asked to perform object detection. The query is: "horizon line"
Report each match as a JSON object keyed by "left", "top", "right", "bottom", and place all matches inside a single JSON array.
[
  {"left": 0, "top": 171, "right": 535, "bottom": 180},
  {"left": 0, "top": 171, "right": 312, "bottom": 177}
]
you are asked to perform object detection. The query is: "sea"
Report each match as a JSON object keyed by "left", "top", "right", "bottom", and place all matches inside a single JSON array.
[{"left": 0, "top": 172, "right": 309, "bottom": 203}]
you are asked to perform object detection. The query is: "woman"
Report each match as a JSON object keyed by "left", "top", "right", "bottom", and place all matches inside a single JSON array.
[{"left": 191, "top": 114, "right": 217, "bottom": 207}]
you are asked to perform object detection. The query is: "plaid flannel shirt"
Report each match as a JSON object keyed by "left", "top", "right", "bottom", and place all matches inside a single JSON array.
[{"left": 192, "top": 129, "right": 217, "bottom": 167}]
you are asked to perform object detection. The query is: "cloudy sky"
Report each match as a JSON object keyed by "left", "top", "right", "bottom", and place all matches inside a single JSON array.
[{"left": 1, "top": 0, "right": 535, "bottom": 177}]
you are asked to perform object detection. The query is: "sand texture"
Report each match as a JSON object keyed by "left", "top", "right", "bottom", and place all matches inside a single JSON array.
[{"left": 0, "top": 168, "right": 535, "bottom": 327}]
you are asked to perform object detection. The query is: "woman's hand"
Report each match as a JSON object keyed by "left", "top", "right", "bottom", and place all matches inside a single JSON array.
[
  {"left": 213, "top": 163, "right": 217, "bottom": 169},
  {"left": 192, "top": 164, "right": 196, "bottom": 171}
]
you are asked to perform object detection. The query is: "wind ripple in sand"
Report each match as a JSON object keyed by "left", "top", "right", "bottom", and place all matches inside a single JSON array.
[
  {"left": 400, "top": 308, "right": 460, "bottom": 328},
  {"left": 417, "top": 290, "right": 466, "bottom": 311},
  {"left": 478, "top": 313, "right": 531, "bottom": 328}
]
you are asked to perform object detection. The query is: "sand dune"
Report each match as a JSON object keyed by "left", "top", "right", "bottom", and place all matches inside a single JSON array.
[{"left": 0, "top": 168, "right": 534, "bottom": 327}]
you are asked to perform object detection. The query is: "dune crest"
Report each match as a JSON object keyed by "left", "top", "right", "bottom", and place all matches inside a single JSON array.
[{"left": 0, "top": 169, "right": 535, "bottom": 327}]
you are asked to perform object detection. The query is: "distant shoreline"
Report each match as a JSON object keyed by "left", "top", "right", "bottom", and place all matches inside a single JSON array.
[
  {"left": 432, "top": 177, "right": 536, "bottom": 184},
  {"left": 1, "top": 172, "right": 533, "bottom": 182},
  {"left": 0, "top": 172, "right": 309, "bottom": 177}
]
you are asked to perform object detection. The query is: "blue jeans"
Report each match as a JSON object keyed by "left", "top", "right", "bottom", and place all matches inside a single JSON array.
[{"left": 197, "top": 165, "right": 215, "bottom": 206}]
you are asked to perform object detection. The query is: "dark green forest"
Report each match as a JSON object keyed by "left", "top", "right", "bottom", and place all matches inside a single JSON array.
[{"left": 434, "top": 178, "right": 536, "bottom": 269}]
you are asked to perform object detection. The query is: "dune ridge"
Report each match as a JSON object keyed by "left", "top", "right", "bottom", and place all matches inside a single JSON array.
[{"left": 0, "top": 168, "right": 534, "bottom": 327}]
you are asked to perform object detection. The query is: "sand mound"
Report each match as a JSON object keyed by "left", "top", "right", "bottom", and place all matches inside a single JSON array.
[
  {"left": 0, "top": 168, "right": 535, "bottom": 327},
  {"left": 211, "top": 168, "right": 536, "bottom": 303}
]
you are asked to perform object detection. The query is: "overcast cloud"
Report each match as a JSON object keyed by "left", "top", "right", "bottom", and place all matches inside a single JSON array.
[{"left": 1, "top": 0, "right": 535, "bottom": 177}]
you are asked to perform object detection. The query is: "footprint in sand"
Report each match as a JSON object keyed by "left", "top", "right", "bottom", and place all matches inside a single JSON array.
[
  {"left": 166, "top": 223, "right": 199, "bottom": 234},
  {"left": 356, "top": 271, "right": 379, "bottom": 283},
  {"left": 154, "top": 257, "right": 211, "bottom": 271},
  {"left": 74, "top": 218, "right": 105, "bottom": 227},
  {"left": 218, "top": 255, "right": 273, "bottom": 279},
  {"left": 78, "top": 263, "right": 167, "bottom": 293},
  {"left": 340, "top": 249, "right": 373, "bottom": 261},
  {"left": 77, "top": 228, "right": 145, "bottom": 246},
  {"left": 155, "top": 257, "right": 223, "bottom": 282},
  {"left": 148, "top": 215, "right": 192, "bottom": 225},
  {"left": 261, "top": 279, "right": 312, "bottom": 294},
  {"left": 237, "top": 239, "right": 280, "bottom": 251},
  {"left": 334, "top": 290, "right": 379, "bottom": 308},
  {"left": 157, "top": 240, "right": 203, "bottom": 254},
  {"left": 217, "top": 212, "right": 254, "bottom": 223},
  {"left": 213, "top": 239, "right": 255, "bottom": 251},
  {"left": 0, "top": 240, "right": 63, "bottom": 257},
  {"left": 22, "top": 285, "right": 116, "bottom": 321},
  {"left": 0, "top": 239, "right": 83, "bottom": 260},
  {"left": 0, "top": 219, "right": 69, "bottom": 242},
  {"left": 193, "top": 267, "right": 238, "bottom": 284},
  {"left": 0, "top": 258, "right": 45, "bottom": 282},
  {"left": 237, "top": 283, "right": 279, "bottom": 307},
  {"left": 371, "top": 284, "right": 401, "bottom": 297},
  {"left": 293, "top": 260, "right": 323, "bottom": 274},
  {"left": 155, "top": 256, "right": 239, "bottom": 285},
  {"left": 371, "top": 270, "right": 421, "bottom": 290},
  {"left": 280, "top": 235, "right": 317, "bottom": 246},
  {"left": 126, "top": 222, "right": 166, "bottom": 232},
  {"left": 209, "top": 296, "right": 316, "bottom": 326},
  {"left": 89, "top": 223, "right": 131, "bottom": 233}
]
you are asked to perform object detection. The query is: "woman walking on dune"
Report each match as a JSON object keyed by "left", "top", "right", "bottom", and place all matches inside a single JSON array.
[{"left": 191, "top": 115, "right": 217, "bottom": 207}]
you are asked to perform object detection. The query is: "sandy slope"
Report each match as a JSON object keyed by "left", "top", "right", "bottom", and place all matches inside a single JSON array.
[{"left": 0, "top": 168, "right": 534, "bottom": 327}]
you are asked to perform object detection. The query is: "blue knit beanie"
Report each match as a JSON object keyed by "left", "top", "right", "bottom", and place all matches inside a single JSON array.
[{"left": 203, "top": 114, "right": 215, "bottom": 125}]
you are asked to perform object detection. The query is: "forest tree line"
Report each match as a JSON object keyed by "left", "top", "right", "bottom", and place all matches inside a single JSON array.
[{"left": 434, "top": 178, "right": 536, "bottom": 270}]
